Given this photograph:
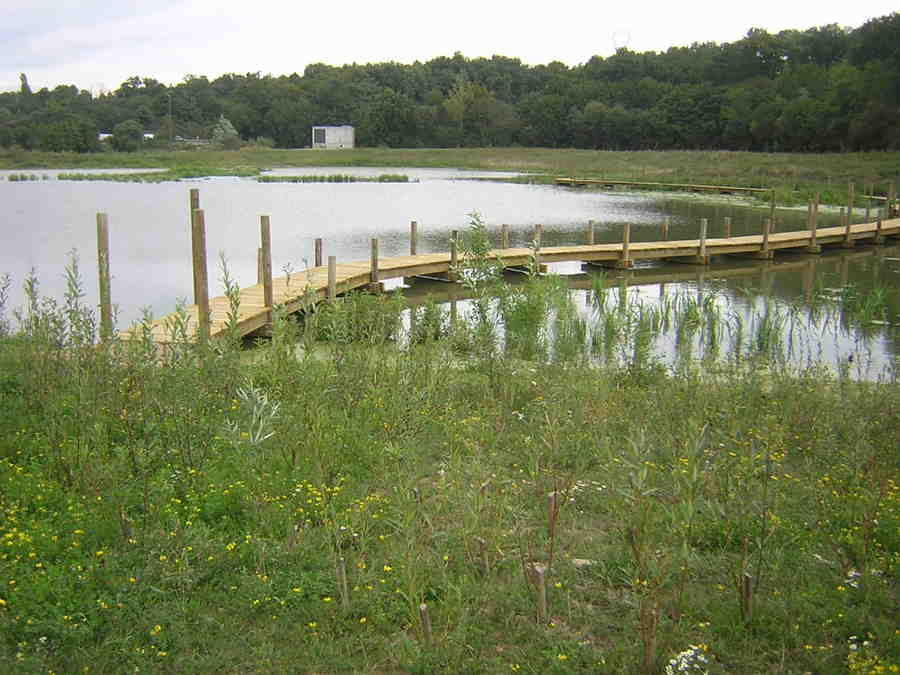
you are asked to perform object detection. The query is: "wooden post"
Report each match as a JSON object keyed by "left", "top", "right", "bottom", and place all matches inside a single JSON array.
[
  {"left": 661, "top": 218, "right": 669, "bottom": 241},
  {"left": 723, "top": 216, "right": 731, "bottom": 239},
  {"left": 410, "top": 220, "right": 418, "bottom": 256},
  {"left": 314, "top": 238, "right": 323, "bottom": 268},
  {"left": 619, "top": 222, "right": 632, "bottom": 268},
  {"left": 96, "top": 213, "right": 113, "bottom": 341},
  {"left": 842, "top": 207, "right": 854, "bottom": 248},
  {"left": 807, "top": 192, "right": 821, "bottom": 253},
  {"left": 754, "top": 217, "right": 773, "bottom": 260},
  {"left": 769, "top": 189, "right": 776, "bottom": 232},
  {"left": 260, "top": 216, "right": 273, "bottom": 323},
  {"left": 847, "top": 181, "right": 855, "bottom": 226},
  {"left": 257, "top": 248, "right": 263, "bottom": 285},
  {"left": 370, "top": 238, "right": 379, "bottom": 283},
  {"left": 449, "top": 230, "right": 459, "bottom": 281},
  {"left": 191, "top": 208, "right": 210, "bottom": 343},
  {"left": 587, "top": 220, "right": 595, "bottom": 245},
  {"left": 874, "top": 217, "right": 884, "bottom": 245},
  {"left": 889, "top": 181, "right": 897, "bottom": 217},
  {"left": 699, "top": 218, "right": 708, "bottom": 261},
  {"left": 418, "top": 603, "right": 433, "bottom": 646},
  {"left": 533, "top": 223, "right": 543, "bottom": 248},
  {"left": 501, "top": 224, "right": 510, "bottom": 249},
  {"left": 189, "top": 189, "right": 201, "bottom": 307},
  {"left": 327, "top": 256, "right": 337, "bottom": 301}
]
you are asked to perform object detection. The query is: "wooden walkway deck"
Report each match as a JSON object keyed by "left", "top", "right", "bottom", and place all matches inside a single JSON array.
[{"left": 133, "top": 217, "right": 900, "bottom": 344}]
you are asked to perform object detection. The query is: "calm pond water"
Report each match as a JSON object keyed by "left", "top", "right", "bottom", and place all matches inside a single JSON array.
[{"left": 1, "top": 167, "right": 897, "bottom": 375}]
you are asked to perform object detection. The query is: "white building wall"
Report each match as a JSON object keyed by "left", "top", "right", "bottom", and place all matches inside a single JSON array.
[{"left": 312, "top": 125, "right": 355, "bottom": 149}]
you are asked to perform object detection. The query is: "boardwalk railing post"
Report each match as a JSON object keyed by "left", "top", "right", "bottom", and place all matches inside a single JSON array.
[
  {"left": 662, "top": 218, "right": 669, "bottom": 241},
  {"left": 587, "top": 220, "right": 595, "bottom": 245},
  {"left": 889, "top": 181, "right": 897, "bottom": 218},
  {"left": 260, "top": 216, "right": 273, "bottom": 326},
  {"left": 370, "top": 238, "right": 379, "bottom": 283},
  {"left": 848, "top": 181, "right": 855, "bottom": 226},
  {"left": 191, "top": 208, "right": 210, "bottom": 343},
  {"left": 842, "top": 207, "right": 854, "bottom": 248},
  {"left": 189, "top": 189, "right": 202, "bottom": 307},
  {"left": 620, "top": 222, "right": 632, "bottom": 268},
  {"left": 699, "top": 218, "right": 708, "bottom": 261},
  {"left": 723, "top": 216, "right": 731, "bottom": 239},
  {"left": 450, "top": 230, "right": 459, "bottom": 281},
  {"left": 328, "top": 256, "right": 337, "bottom": 300},
  {"left": 501, "top": 224, "right": 509, "bottom": 249},
  {"left": 257, "top": 248, "right": 263, "bottom": 285},
  {"left": 875, "top": 217, "right": 884, "bottom": 245},
  {"left": 96, "top": 213, "right": 113, "bottom": 341},
  {"left": 807, "top": 192, "right": 821, "bottom": 253},
  {"left": 756, "top": 217, "right": 772, "bottom": 260},
  {"left": 410, "top": 220, "right": 418, "bottom": 256},
  {"left": 314, "top": 238, "right": 323, "bottom": 268},
  {"left": 769, "top": 189, "right": 776, "bottom": 232}
]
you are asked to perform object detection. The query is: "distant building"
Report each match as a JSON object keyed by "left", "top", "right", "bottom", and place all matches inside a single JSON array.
[{"left": 312, "top": 125, "right": 354, "bottom": 149}]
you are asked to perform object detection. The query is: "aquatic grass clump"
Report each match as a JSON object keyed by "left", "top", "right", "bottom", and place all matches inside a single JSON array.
[{"left": 257, "top": 173, "right": 410, "bottom": 184}]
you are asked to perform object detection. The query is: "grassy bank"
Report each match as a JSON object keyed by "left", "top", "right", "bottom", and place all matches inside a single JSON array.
[
  {"left": 0, "top": 254, "right": 897, "bottom": 673},
  {"left": 2, "top": 147, "right": 899, "bottom": 205}
]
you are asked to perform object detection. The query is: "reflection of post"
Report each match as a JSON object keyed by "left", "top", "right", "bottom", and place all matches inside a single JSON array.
[
  {"left": 659, "top": 282, "right": 666, "bottom": 299},
  {"left": 696, "top": 271, "right": 705, "bottom": 302},
  {"left": 840, "top": 255, "right": 849, "bottom": 287},
  {"left": 410, "top": 221, "right": 418, "bottom": 256},
  {"left": 802, "top": 260, "right": 814, "bottom": 303},
  {"left": 191, "top": 208, "right": 210, "bottom": 343},
  {"left": 587, "top": 220, "right": 595, "bottom": 245},
  {"left": 96, "top": 213, "right": 113, "bottom": 341},
  {"left": 449, "top": 296, "right": 458, "bottom": 323}
]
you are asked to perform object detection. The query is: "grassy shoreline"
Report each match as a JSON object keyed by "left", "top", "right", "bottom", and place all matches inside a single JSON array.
[{"left": 2, "top": 147, "right": 899, "bottom": 200}]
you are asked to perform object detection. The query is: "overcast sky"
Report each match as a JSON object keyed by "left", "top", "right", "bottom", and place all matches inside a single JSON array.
[{"left": 2, "top": 0, "right": 897, "bottom": 93}]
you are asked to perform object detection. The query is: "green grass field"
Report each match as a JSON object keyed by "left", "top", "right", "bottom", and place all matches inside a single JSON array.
[{"left": 0, "top": 246, "right": 897, "bottom": 673}]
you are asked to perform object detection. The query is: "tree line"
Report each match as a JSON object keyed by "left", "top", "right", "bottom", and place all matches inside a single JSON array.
[{"left": 1, "top": 12, "right": 898, "bottom": 153}]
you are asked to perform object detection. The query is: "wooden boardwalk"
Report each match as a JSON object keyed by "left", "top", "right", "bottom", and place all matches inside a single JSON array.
[{"left": 133, "top": 217, "right": 900, "bottom": 344}]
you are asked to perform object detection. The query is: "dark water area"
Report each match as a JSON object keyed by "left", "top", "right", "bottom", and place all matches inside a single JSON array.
[{"left": 1, "top": 167, "right": 897, "bottom": 376}]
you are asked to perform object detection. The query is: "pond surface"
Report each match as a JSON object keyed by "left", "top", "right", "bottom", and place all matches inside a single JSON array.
[{"left": 1, "top": 167, "right": 897, "bottom": 376}]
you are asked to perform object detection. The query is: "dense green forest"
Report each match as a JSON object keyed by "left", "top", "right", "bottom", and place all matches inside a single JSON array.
[{"left": 2, "top": 13, "right": 898, "bottom": 153}]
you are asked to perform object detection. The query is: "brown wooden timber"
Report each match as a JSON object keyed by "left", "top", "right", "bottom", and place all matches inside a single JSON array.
[
  {"left": 130, "top": 216, "right": 900, "bottom": 345},
  {"left": 96, "top": 212, "right": 113, "bottom": 341}
]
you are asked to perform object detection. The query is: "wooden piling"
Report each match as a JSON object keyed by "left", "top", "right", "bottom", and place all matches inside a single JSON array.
[
  {"left": 501, "top": 224, "right": 510, "bottom": 249},
  {"left": 410, "top": 221, "right": 418, "bottom": 256},
  {"left": 754, "top": 217, "right": 773, "bottom": 259},
  {"left": 587, "top": 220, "right": 595, "bottom": 245},
  {"left": 847, "top": 181, "right": 855, "bottom": 226},
  {"left": 769, "top": 189, "right": 776, "bottom": 232},
  {"left": 96, "top": 213, "right": 113, "bottom": 341},
  {"left": 257, "top": 248, "right": 263, "bottom": 285},
  {"left": 619, "top": 222, "right": 632, "bottom": 268},
  {"left": 807, "top": 193, "right": 821, "bottom": 253},
  {"left": 314, "top": 238, "right": 323, "bottom": 268},
  {"left": 189, "top": 189, "right": 202, "bottom": 307},
  {"left": 699, "top": 218, "right": 708, "bottom": 260},
  {"left": 533, "top": 223, "right": 543, "bottom": 248},
  {"left": 260, "top": 216, "right": 273, "bottom": 323},
  {"left": 327, "top": 256, "right": 337, "bottom": 300},
  {"left": 370, "top": 238, "right": 379, "bottom": 283},
  {"left": 661, "top": 218, "right": 669, "bottom": 241},
  {"left": 191, "top": 208, "right": 210, "bottom": 343},
  {"left": 723, "top": 216, "right": 731, "bottom": 239},
  {"left": 874, "top": 217, "right": 884, "bottom": 245},
  {"left": 842, "top": 207, "right": 854, "bottom": 248}
]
